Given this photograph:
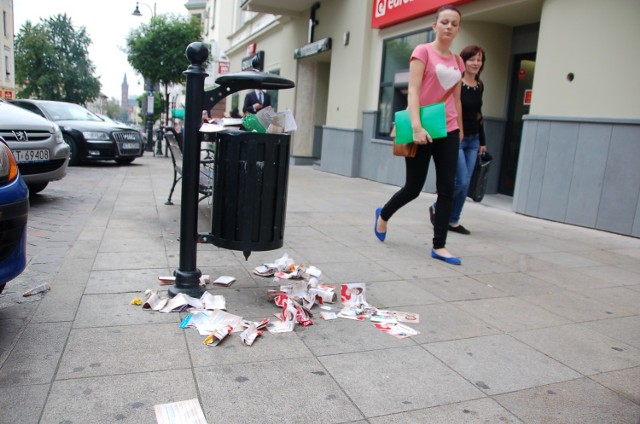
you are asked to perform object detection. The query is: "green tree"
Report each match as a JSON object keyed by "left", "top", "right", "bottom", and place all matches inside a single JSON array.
[
  {"left": 104, "top": 98, "right": 125, "bottom": 121},
  {"left": 126, "top": 14, "right": 202, "bottom": 125},
  {"left": 14, "top": 14, "right": 101, "bottom": 103}
]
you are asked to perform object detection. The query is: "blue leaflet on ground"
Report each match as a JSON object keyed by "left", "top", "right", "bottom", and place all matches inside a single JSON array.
[{"left": 394, "top": 102, "right": 447, "bottom": 144}]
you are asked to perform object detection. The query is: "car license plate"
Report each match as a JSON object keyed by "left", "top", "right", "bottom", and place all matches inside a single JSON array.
[
  {"left": 14, "top": 149, "right": 50, "bottom": 163},
  {"left": 122, "top": 142, "right": 139, "bottom": 149}
]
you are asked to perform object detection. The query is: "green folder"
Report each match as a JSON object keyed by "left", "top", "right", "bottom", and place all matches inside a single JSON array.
[{"left": 394, "top": 102, "right": 447, "bottom": 144}]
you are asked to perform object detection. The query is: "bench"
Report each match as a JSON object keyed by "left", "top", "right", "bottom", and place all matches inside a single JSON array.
[{"left": 164, "top": 132, "right": 215, "bottom": 205}]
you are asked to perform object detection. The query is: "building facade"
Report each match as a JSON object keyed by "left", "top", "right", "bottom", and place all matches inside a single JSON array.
[
  {"left": 1, "top": 0, "right": 15, "bottom": 100},
  {"left": 209, "top": 0, "right": 639, "bottom": 237}
]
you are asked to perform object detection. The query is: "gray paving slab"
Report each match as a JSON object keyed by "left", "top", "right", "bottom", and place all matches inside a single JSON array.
[
  {"left": 0, "top": 321, "right": 71, "bottom": 386},
  {"left": 493, "top": 378, "right": 640, "bottom": 424},
  {"left": 297, "top": 315, "right": 416, "bottom": 356},
  {"left": 317, "top": 260, "right": 405, "bottom": 283},
  {"left": 195, "top": 357, "right": 364, "bottom": 424},
  {"left": 368, "top": 397, "right": 523, "bottom": 423},
  {"left": 526, "top": 267, "right": 624, "bottom": 291},
  {"left": 453, "top": 296, "right": 571, "bottom": 332},
  {"left": 319, "top": 346, "right": 483, "bottom": 417},
  {"left": 585, "top": 286, "right": 640, "bottom": 316},
  {"left": 472, "top": 271, "right": 562, "bottom": 296},
  {"left": 85, "top": 268, "right": 172, "bottom": 294},
  {"left": 57, "top": 323, "right": 189, "bottom": 379},
  {"left": 590, "top": 367, "right": 640, "bottom": 405},
  {"left": 377, "top": 258, "right": 464, "bottom": 280},
  {"left": 93, "top": 250, "right": 170, "bottom": 271},
  {"left": 575, "top": 265, "right": 640, "bottom": 287},
  {"left": 418, "top": 275, "right": 507, "bottom": 301},
  {"left": 41, "top": 369, "right": 199, "bottom": 424},
  {"left": 519, "top": 290, "right": 632, "bottom": 322},
  {"left": 73, "top": 293, "right": 179, "bottom": 328},
  {"left": 0, "top": 383, "right": 50, "bottom": 423},
  {"left": 424, "top": 334, "right": 582, "bottom": 395},
  {"left": 512, "top": 324, "right": 640, "bottom": 375},
  {"left": 583, "top": 316, "right": 640, "bottom": 349},
  {"left": 404, "top": 303, "right": 501, "bottom": 344},
  {"left": 365, "top": 280, "right": 444, "bottom": 307}
]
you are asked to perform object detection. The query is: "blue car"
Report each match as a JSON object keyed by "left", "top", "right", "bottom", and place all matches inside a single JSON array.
[{"left": 0, "top": 136, "right": 29, "bottom": 294}]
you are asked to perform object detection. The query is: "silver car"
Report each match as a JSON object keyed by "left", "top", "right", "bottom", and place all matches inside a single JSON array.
[{"left": 0, "top": 100, "right": 70, "bottom": 194}]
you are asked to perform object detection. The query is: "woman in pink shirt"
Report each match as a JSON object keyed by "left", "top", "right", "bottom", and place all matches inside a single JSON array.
[{"left": 375, "top": 4, "right": 464, "bottom": 265}]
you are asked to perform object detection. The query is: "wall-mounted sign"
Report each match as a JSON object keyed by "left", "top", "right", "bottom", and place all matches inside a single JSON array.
[
  {"left": 523, "top": 89, "right": 532, "bottom": 105},
  {"left": 242, "top": 51, "right": 265, "bottom": 71},
  {"left": 3, "top": 90, "right": 14, "bottom": 100},
  {"left": 293, "top": 37, "right": 332, "bottom": 60},
  {"left": 371, "top": 0, "right": 472, "bottom": 29},
  {"left": 218, "top": 61, "right": 230, "bottom": 75}
]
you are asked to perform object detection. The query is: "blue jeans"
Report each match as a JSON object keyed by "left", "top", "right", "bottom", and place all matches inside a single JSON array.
[{"left": 450, "top": 134, "right": 480, "bottom": 225}]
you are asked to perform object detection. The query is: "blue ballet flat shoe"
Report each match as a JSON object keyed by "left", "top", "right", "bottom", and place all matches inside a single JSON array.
[
  {"left": 374, "top": 207, "right": 386, "bottom": 242},
  {"left": 431, "top": 249, "right": 461, "bottom": 265}
]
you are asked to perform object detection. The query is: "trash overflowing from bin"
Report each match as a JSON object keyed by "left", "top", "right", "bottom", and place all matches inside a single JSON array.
[{"left": 242, "top": 106, "right": 297, "bottom": 134}]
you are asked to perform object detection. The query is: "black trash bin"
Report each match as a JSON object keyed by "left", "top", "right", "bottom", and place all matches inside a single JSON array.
[{"left": 208, "top": 130, "right": 290, "bottom": 258}]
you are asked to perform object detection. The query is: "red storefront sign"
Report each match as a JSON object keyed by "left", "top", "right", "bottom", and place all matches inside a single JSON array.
[
  {"left": 523, "top": 89, "right": 532, "bottom": 105},
  {"left": 371, "top": 0, "right": 473, "bottom": 29},
  {"left": 3, "top": 90, "right": 14, "bottom": 100},
  {"left": 218, "top": 61, "right": 230, "bottom": 75}
]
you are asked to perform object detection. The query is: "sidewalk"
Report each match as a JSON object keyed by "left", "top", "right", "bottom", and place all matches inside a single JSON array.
[{"left": 1, "top": 154, "right": 639, "bottom": 423}]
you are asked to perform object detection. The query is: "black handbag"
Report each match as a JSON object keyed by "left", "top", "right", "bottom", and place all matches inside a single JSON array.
[{"left": 467, "top": 151, "right": 492, "bottom": 202}]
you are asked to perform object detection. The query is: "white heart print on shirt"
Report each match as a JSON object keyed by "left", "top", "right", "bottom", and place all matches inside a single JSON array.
[{"left": 435, "top": 63, "right": 461, "bottom": 90}]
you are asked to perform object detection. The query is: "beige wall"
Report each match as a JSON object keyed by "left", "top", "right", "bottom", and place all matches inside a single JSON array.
[
  {"left": 455, "top": 21, "right": 512, "bottom": 119},
  {"left": 532, "top": 0, "right": 640, "bottom": 118}
]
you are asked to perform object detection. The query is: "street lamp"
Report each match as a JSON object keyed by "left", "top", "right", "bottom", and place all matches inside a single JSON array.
[
  {"left": 132, "top": 1, "right": 156, "bottom": 18},
  {"left": 133, "top": 1, "right": 157, "bottom": 152}
]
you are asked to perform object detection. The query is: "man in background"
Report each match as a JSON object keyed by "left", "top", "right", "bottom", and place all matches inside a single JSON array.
[{"left": 243, "top": 89, "right": 271, "bottom": 114}]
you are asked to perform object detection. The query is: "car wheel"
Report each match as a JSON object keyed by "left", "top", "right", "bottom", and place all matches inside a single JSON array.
[
  {"left": 115, "top": 157, "right": 135, "bottom": 165},
  {"left": 64, "top": 135, "right": 81, "bottom": 166},
  {"left": 27, "top": 182, "right": 48, "bottom": 195}
]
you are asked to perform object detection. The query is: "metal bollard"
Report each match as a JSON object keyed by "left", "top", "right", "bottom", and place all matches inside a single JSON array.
[{"left": 168, "top": 42, "right": 209, "bottom": 299}]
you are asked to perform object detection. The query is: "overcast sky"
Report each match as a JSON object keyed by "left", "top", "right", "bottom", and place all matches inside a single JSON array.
[{"left": 13, "top": 0, "right": 189, "bottom": 101}]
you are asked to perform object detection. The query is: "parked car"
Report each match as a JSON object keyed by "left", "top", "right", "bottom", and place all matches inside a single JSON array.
[
  {"left": 0, "top": 99, "right": 70, "bottom": 194},
  {"left": 0, "top": 136, "right": 29, "bottom": 294},
  {"left": 10, "top": 99, "right": 144, "bottom": 166}
]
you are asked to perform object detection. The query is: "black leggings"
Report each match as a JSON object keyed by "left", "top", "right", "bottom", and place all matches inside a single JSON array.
[{"left": 381, "top": 130, "right": 459, "bottom": 249}]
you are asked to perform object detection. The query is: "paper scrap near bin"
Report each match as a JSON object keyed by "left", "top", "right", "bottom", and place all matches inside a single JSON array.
[{"left": 205, "top": 130, "right": 290, "bottom": 259}]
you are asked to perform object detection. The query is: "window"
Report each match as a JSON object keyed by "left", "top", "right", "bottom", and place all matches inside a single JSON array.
[
  {"left": 3, "top": 11, "right": 7, "bottom": 37},
  {"left": 376, "top": 29, "right": 433, "bottom": 138}
]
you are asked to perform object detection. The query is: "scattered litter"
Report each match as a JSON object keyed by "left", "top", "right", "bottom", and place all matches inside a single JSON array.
[
  {"left": 320, "top": 311, "right": 337, "bottom": 320},
  {"left": 240, "top": 318, "right": 269, "bottom": 346},
  {"left": 203, "top": 325, "right": 233, "bottom": 346},
  {"left": 22, "top": 283, "right": 51, "bottom": 297},
  {"left": 154, "top": 398, "right": 207, "bottom": 424},
  {"left": 158, "top": 275, "right": 210, "bottom": 286},
  {"left": 142, "top": 290, "right": 226, "bottom": 313},
  {"left": 144, "top": 253, "right": 421, "bottom": 348},
  {"left": 212, "top": 276, "right": 236, "bottom": 287},
  {"left": 130, "top": 297, "right": 142, "bottom": 306}
]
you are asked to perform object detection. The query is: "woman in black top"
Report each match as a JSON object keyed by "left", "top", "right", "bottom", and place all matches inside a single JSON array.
[{"left": 430, "top": 45, "right": 486, "bottom": 235}]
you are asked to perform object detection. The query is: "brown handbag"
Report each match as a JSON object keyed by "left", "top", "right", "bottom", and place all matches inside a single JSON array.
[{"left": 391, "top": 125, "right": 417, "bottom": 158}]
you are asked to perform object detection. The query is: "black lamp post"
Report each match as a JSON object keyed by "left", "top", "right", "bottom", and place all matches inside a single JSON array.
[{"left": 133, "top": 2, "right": 157, "bottom": 152}]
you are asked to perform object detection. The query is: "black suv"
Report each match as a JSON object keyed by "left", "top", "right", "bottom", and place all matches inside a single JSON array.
[{"left": 11, "top": 99, "right": 144, "bottom": 166}]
